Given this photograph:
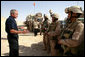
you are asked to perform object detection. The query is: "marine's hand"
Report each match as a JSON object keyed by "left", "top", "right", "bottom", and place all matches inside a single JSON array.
[{"left": 58, "top": 40, "right": 63, "bottom": 44}]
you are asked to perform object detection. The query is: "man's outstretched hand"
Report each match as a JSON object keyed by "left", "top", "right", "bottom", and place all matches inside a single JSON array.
[{"left": 22, "top": 29, "right": 29, "bottom": 34}]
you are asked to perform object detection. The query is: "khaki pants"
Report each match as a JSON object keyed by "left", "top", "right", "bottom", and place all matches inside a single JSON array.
[
  {"left": 46, "top": 35, "right": 50, "bottom": 53},
  {"left": 43, "top": 33, "right": 47, "bottom": 50},
  {"left": 50, "top": 40, "right": 57, "bottom": 56}
]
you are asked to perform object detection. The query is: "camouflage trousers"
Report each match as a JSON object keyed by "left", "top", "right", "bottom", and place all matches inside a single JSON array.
[
  {"left": 50, "top": 40, "right": 57, "bottom": 56},
  {"left": 43, "top": 33, "right": 47, "bottom": 50},
  {"left": 43, "top": 33, "right": 50, "bottom": 53},
  {"left": 50, "top": 39, "right": 63, "bottom": 56},
  {"left": 43, "top": 34, "right": 64, "bottom": 56}
]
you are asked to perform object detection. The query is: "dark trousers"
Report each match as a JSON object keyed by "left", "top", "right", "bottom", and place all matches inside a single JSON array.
[
  {"left": 34, "top": 29, "right": 40, "bottom": 36},
  {"left": 8, "top": 38, "right": 19, "bottom": 56}
]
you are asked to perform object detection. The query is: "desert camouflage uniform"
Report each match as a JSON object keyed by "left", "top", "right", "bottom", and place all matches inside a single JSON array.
[
  {"left": 46, "top": 13, "right": 61, "bottom": 56},
  {"left": 48, "top": 21, "right": 61, "bottom": 56},
  {"left": 60, "top": 20, "right": 84, "bottom": 56},
  {"left": 59, "top": 6, "right": 84, "bottom": 56}
]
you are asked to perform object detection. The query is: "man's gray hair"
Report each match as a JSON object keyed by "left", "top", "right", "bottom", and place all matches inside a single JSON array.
[{"left": 10, "top": 9, "right": 17, "bottom": 15}]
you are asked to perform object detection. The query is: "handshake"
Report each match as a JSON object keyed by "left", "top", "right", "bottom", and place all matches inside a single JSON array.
[{"left": 18, "top": 26, "right": 29, "bottom": 34}]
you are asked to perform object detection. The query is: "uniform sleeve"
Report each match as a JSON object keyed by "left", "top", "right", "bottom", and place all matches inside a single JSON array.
[
  {"left": 72, "top": 23, "right": 84, "bottom": 40},
  {"left": 59, "top": 39, "right": 79, "bottom": 47},
  {"left": 60, "top": 23, "right": 84, "bottom": 47}
]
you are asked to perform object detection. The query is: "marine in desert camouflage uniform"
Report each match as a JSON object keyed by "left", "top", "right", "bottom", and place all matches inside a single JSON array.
[
  {"left": 42, "top": 14, "right": 49, "bottom": 50},
  {"left": 46, "top": 13, "right": 61, "bottom": 56},
  {"left": 58, "top": 6, "right": 84, "bottom": 56}
]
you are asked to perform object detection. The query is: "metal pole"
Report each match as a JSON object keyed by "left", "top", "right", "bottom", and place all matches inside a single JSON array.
[{"left": 34, "top": 6, "right": 35, "bottom": 14}]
